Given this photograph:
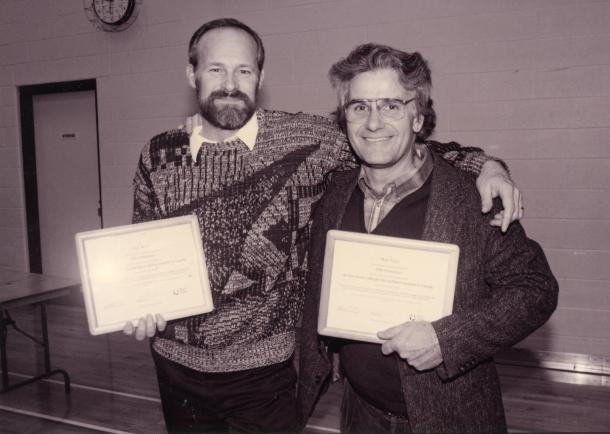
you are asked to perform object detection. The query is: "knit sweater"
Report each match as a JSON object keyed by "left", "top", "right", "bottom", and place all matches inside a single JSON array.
[{"left": 132, "top": 109, "right": 490, "bottom": 373}]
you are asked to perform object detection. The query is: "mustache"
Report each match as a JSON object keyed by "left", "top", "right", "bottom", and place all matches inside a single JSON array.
[{"left": 209, "top": 89, "right": 251, "bottom": 103}]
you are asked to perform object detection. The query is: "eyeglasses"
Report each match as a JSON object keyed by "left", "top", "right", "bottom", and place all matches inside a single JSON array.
[{"left": 343, "top": 98, "right": 416, "bottom": 122}]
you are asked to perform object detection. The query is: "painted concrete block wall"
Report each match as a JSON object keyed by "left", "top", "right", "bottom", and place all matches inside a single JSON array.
[{"left": 0, "top": 0, "right": 609, "bottom": 359}]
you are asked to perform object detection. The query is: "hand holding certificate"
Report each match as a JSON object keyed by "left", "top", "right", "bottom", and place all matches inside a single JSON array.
[
  {"left": 75, "top": 215, "right": 213, "bottom": 335},
  {"left": 318, "top": 230, "right": 459, "bottom": 344}
]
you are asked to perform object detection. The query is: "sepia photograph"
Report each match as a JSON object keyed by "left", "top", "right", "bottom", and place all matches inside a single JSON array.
[{"left": 0, "top": 1, "right": 608, "bottom": 433}]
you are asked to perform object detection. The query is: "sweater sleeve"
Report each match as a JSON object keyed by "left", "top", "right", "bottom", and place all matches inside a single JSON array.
[
  {"left": 337, "top": 136, "right": 509, "bottom": 175},
  {"left": 334, "top": 130, "right": 359, "bottom": 171},
  {"left": 426, "top": 140, "right": 509, "bottom": 175},
  {"left": 132, "top": 142, "right": 159, "bottom": 224}
]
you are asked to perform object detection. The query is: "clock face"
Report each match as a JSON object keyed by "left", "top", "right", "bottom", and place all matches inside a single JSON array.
[
  {"left": 93, "top": 0, "right": 134, "bottom": 25},
  {"left": 84, "top": 0, "right": 140, "bottom": 32}
]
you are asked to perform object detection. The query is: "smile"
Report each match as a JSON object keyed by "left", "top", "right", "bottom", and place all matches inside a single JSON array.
[
  {"left": 363, "top": 137, "right": 392, "bottom": 142},
  {"left": 216, "top": 97, "right": 244, "bottom": 104}
]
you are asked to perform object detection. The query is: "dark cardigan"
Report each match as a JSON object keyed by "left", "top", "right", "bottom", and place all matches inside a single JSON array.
[{"left": 297, "top": 157, "right": 558, "bottom": 433}]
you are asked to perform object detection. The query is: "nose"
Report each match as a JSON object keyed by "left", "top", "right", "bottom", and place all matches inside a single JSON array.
[
  {"left": 223, "top": 73, "right": 237, "bottom": 92},
  {"left": 365, "top": 105, "right": 384, "bottom": 131}
]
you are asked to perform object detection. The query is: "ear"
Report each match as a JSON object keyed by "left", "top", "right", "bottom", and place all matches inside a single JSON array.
[
  {"left": 257, "top": 69, "right": 265, "bottom": 89},
  {"left": 412, "top": 114, "right": 424, "bottom": 133},
  {"left": 186, "top": 64, "right": 196, "bottom": 89}
]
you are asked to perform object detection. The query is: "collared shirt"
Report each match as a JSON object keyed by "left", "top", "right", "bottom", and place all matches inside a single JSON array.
[
  {"left": 358, "top": 144, "right": 433, "bottom": 233},
  {"left": 189, "top": 111, "right": 259, "bottom": 157}
]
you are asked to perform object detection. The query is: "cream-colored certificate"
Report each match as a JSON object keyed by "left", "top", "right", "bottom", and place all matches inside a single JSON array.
[
  {"left": 318, "top": 230, "right": 458, "bottom": 344},
  {"left": 75, "top": 215, "right": 213, "bottom": 335}
]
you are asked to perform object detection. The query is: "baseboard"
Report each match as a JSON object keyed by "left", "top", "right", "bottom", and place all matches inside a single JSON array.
[{"left": 497, "top": 347, "right": 610, "bottom": 376}]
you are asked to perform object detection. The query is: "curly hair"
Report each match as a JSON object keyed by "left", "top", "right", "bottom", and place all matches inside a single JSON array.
[{"left": 328, "top": 43, "right": 436, "bottom": 142}]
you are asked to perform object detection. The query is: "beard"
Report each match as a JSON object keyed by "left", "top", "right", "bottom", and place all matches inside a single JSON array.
[{"left": 197, "top": 86, "right": 257, "bottom": 131}]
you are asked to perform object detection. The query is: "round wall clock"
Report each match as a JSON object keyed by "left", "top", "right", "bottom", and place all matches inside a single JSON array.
[{"left": 83, "top": 0, "right": 141, "bottom": 32}]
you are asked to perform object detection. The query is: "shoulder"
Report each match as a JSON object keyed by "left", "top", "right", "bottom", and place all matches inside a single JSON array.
[
  {"left": 139, "top": 128, "right": 189, "bottom": 168},
  {"left": 259, "top": 109, "right": 343, "bottom": 139},
  {"left": 424, "top": 140, "right": 461, "bottom": 154},
  {"left": 430, "top": 157, "right": 484, "bottom": 212},
  {"left": 148, "top": 128, "right": 189, "bottom": 153},
  {"left": 424, "top": 139, "right": 484, "bottom": 155},
  {"left": 319, "top": 168, "right": 359, "bottom": 209},
  {"left": 432, "top": 156, "right": 478, "bottom": 188},
  {"left": 260, "top": 109, "right": 338, "bottom": 127}
]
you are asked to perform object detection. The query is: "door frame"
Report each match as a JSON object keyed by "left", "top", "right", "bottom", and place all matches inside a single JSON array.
[{"left": 19, "top": 79, "right": 103, "bottom": 273}]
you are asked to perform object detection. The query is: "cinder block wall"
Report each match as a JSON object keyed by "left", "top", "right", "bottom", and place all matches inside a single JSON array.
[{"left": 1, "top": 0, "right": 609, "bottom": 359}]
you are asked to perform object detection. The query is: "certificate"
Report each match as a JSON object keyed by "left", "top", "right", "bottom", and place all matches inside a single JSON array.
[
  {"left": 75, "top": 215, "right": 213, "bottom": 335},
  {"left": 318, "top": 230, "right": 459, "bottom": 344}
]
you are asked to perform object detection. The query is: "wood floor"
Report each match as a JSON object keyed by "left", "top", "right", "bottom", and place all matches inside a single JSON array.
[{"left": 1, "top": 302, "right": 609, "bottom": 433}]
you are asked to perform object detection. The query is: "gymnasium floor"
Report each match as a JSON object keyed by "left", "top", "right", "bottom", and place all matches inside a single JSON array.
[{"left": 1, "top": 303, "right": 609, "bottom": 433}]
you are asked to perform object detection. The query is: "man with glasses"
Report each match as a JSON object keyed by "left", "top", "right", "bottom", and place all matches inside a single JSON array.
[
  {"left": 126, "top": 18, "right": 525, "bottom": 433},
  {"left": 297, "top": 44, "right": 558, "bottom": 433}
]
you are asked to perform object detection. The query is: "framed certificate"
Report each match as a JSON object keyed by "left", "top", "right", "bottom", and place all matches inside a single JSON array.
[
  {"left": 75, "top": 215, "right": 213, "bottom": 335},
  {"left": 318, "top": 230, "right": 459, "bottom": 344}
]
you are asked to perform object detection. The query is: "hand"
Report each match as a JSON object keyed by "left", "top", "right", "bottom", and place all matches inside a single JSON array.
[
  {"left": 476, "top": 160, "right": 523, "bottom": 233},
  {"left": 179, "top": 113, "right": 203, "bottom": 134},
  {"left": 123, "top": 313, "right": 166, "bottom": 341},
  {"left": 377, "top": 321, "right": 443, "bottom": 371}
]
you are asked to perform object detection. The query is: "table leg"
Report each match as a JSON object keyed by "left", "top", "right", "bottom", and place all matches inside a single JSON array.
[
  {"left": 0, "top": 304, "right": 71, "bottom": 394},
  {"left": 41, "top": 304, "right": 51, "bottom": 370},
  {"left": 40, "top": 303, "right": 71, "bottom": 394},
  {"left": 0, "top": 308, "right": 9, "bottom": 391}
]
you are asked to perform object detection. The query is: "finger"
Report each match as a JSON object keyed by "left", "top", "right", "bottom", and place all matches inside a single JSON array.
[
  {"left": 409, "top": 355, "right": 434, "bottom": 371},
  {"left": 517, "top": 189, "right": 524, "bottom": 220},
  {"left": 135, "top": 317, "right": 146, "bottom": 341},
  {"left": 500, "top": 187, "right": 514, "bottom": 233},
  {"left": 377, "top": 325, "right": 400, "bottom": 340},
  {"left": 406, "top": 357, "right": 425, "bottom": 371},
  {"left": 409, "top": 346, "right": 442, "bottom": 370},
  {"left": 156, "top": 314, "right": 167, "bottom": 332},
  {"left": 146, "top": 313, "right": 156, "bottom": 338},
  {"left": 488, "top": 211, "right": 503, "bottom": 227},
  {"left": 397, "top": 346, "right": 426, "bottom": 361},
  {"left": 380, "top": 340, "right": 395, "bottom": 356},
  {"left": 480, "top": 185, "right": 493, "bottom": 214},
  {"left": 511, "top": 187, "right": 521, "bottom": 222},
  {"left": 408, "top": 347, "right": 433, "bottom": 363},
  {"left": 385, "top": 341, "right": 423, "bottom": 361},
  {"left": 123, "top": 321, "right": 134, "bottom": 336}
]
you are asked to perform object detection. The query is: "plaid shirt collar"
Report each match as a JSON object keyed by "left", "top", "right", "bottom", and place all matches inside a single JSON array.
[{"left": 357, "top": 144, "right": 433, "bottom": 232}]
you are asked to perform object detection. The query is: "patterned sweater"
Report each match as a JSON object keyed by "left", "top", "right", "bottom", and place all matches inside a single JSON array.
[{"left": 132, "top": 109, "right": 489, "bottom": 373}]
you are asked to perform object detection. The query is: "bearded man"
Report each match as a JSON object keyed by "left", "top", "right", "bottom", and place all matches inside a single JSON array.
[{"left": 126, "top": 18, "right": 523, "bottom": 433}]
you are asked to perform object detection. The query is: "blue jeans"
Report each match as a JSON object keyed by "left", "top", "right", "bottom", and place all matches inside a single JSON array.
[{"left": 341, "top": 380, "right": 411, "bottom": 434}]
